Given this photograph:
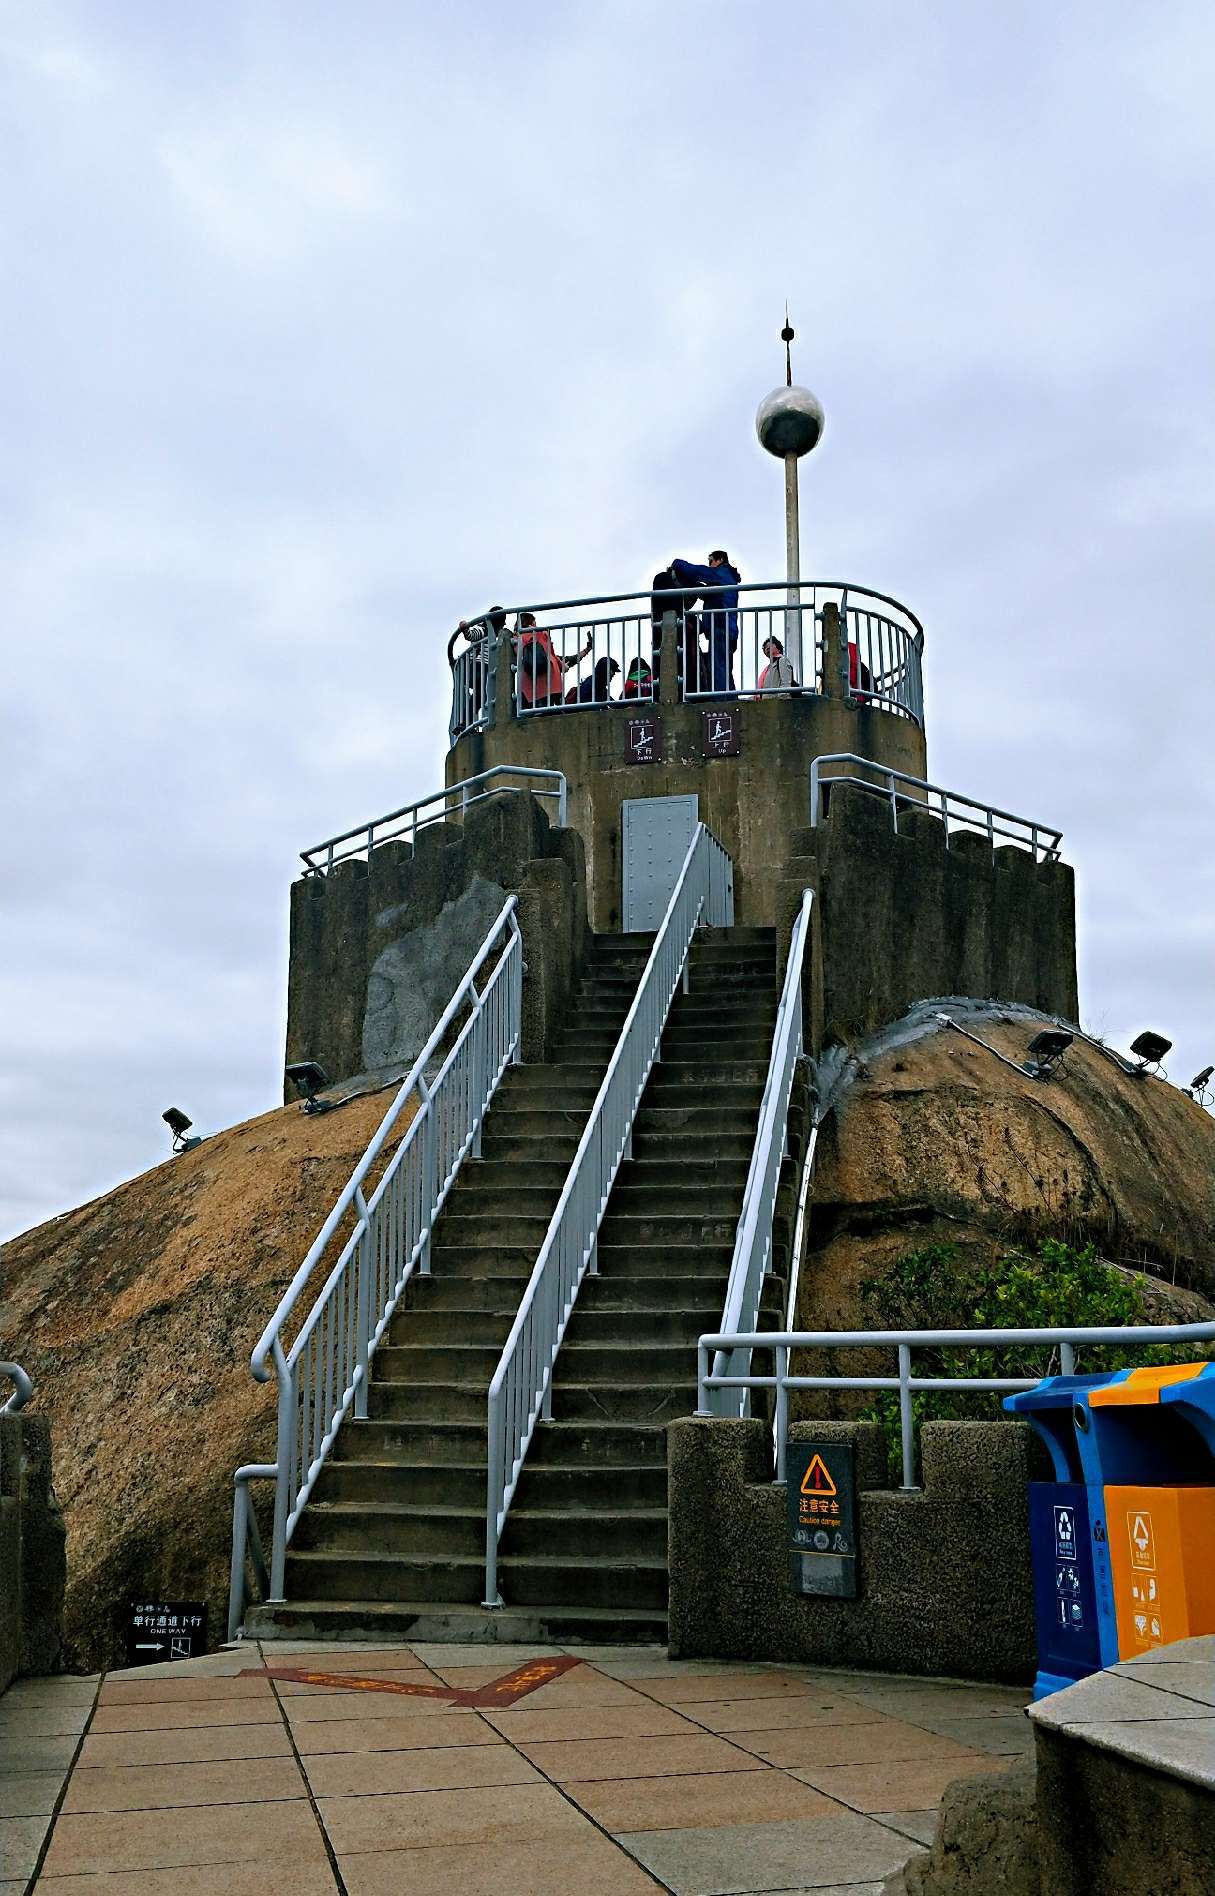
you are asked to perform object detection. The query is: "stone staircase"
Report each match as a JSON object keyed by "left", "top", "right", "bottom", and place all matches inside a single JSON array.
[{"left": 247, "top": 925, "right": 781, "bottom": 1645}]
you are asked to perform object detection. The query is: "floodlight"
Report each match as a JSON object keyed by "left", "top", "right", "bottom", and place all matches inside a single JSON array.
[
  {"left": 286, "top": 1060, "right": 333, "bottom": 1114},
  {"left": 162, "top": 1107, "right": 202, "bottom": 1154},
  {"left": 1130, "top": 1031, "right": 1172, "bottom": 1075},
  {"left": 1189, "top": 1065, "right": 1214, "bottom": 1105},
  {"left": 1024, "top": 1028, "right": 1073, "bottom": 1080}
]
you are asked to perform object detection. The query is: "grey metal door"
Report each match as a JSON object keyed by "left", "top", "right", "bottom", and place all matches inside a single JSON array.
[{"left": 621, "top": 795, "right": 699, "bottom": 931}]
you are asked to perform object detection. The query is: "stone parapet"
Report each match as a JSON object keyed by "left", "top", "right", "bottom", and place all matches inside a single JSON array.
[{"left": 0, "top": 1409, "right": 66, "bottom": 1690}]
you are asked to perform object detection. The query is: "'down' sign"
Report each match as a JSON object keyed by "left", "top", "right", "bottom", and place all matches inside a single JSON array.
[
  {"left": 786, "top": 1442, "right": 859, "bottom": 1599},
  {"left": 125, "top": 1602, "right": 208, "bottom": 1666}
]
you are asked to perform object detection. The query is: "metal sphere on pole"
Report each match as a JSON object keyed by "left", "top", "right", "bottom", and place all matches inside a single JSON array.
[{"left": 755, "top": 316, "right": 824, "bottom": 646}]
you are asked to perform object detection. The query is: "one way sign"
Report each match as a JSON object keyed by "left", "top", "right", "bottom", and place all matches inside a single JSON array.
[{"left": 125, "top": 1602, "right": 208, "bottom": 1666}]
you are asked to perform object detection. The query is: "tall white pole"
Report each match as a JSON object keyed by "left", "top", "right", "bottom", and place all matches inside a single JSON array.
[{"left": 785, "top": 451, "right": 800, "bottom": 648}]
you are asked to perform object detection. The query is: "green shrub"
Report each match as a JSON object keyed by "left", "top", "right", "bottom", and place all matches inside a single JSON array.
[{"left": 857, "top": 1239, "right": 1211, "bottom": 1482}]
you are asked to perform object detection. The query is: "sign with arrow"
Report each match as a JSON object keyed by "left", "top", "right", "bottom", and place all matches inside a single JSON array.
[{"left": 125, "top": 1602, "right": 208, "bottom": 1666}]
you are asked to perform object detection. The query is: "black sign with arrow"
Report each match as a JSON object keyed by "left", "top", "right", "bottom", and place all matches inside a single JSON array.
[{"left": 125, "top": 1602, "right": 208, "bottom": 1666}]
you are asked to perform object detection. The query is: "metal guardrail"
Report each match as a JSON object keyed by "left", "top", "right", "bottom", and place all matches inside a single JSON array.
[
  {"left": 0, "top": 1364, "right": 34, "bottom": 1414},
  {"left": 710, "top": 889, "right": 814, "bottom": 1419},
  {"left": 300, "top": 768, "right": 567, "bottom": 877},
  {"left": 696, "top": 1320, "right": 1215, "bottom": 1490},
  {"left": 447, "top": 580, "right": 924, "bottom": 739},
  {"left": 810, "top": 755, "right": 1062, "bottom": 863},
  {"left": 228, "top": 897, "right": 523, "bottom": 1638},
  {"left": 484, "top": 823, "right": 735, "bottom": 1605}
]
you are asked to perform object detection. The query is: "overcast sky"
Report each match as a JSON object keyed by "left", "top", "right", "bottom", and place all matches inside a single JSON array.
[{"left": 2, "top": 1, "right": 1212, "bottom": 1243}]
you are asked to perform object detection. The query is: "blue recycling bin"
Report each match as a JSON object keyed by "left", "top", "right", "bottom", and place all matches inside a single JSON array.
[{"left": 1005, "top": 1374, "right": 1123, "bottom": 1699}]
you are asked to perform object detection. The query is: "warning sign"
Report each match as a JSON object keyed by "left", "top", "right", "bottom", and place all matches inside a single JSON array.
[{"left": 787, "top": 1441, "right": 858, "bottom": 1600}]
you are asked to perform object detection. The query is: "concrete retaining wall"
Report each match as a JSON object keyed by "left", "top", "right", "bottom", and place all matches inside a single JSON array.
[
  {"left": 808, "top": 785, "right": 1078, "bottom": 1043},
  {"left": 668, "top": 1416, "right": 1037, "bottom": 1684},
  {"left": 285, "top": 792, "right": 591, "bottom": 1092},
  {"left": 0, "top": 1410, "right": 66, "bottom": 1690}
]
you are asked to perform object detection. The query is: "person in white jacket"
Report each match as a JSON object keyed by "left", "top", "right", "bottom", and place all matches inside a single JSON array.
[{"left": 756, "top": 635, "right": 797, "bottom": 696}]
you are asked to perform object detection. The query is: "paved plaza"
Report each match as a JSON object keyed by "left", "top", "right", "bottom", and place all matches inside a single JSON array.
[{"left": 0, "top": 1644, "right": 1029, "bottom": 1893}]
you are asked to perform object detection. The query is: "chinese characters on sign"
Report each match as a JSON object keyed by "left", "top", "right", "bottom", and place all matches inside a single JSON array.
[
  {"left": 125, "top": 1602, "right": 208, "bottom": 1666},
  {"left": 786, "top": 1442, "right": 858, "bottom": 1599},
  {"left": 701, "top": 708, "right": 740, "bottom": 758},
  {"left": 624, "top": 715, "right": 663, "bottom": 765}
]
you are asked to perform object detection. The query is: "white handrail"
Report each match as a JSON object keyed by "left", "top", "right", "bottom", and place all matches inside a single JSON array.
[
  {"left": 810, "top": 754, "right": 1062, "bottom": 863},
  {"left": 696, "top": 1321, "right": 1215, "bottom": 1489},
  {"left": 0, "top": 1363, "right": 34, "bottom": 1414},
  {"left": 483, "top": 823, "right": 735, "bottom": 1605},
  {"left": 301, "top": 767, "right": 567, "bottom": 875},
  {"left": 228, "top": 896, "right": 523, "bottom": 1635},
  {"left": 710, "top": 891, "right": 813, "bottom": 1420}
]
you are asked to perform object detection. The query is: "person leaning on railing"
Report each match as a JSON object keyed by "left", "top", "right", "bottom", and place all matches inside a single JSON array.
[
  {"left": 515, "top": 611, "right": 592, "bottom": 710},
  {"left": 755, "top": 634, "right": 797, "bottom": 698},
  {"left": 670, "top": 550, "right": 740, "bottom": 694},
  {"left": 454, "top": 606, "right": 506, "bottom": 722}
]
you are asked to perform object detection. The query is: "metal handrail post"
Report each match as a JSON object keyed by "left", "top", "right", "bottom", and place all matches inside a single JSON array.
[
  {"left": 897, "top": 1344, "right": 918, "bottom": 1491},
  {"left": 774, "top": 1346, "right": 790, "bottom": 1482},
  {"left": 268, "top": 1341, "right": 294, "bottom": 1602}
]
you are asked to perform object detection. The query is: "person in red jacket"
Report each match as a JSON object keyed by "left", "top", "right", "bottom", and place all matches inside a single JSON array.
[{"left": 515, "top": 613, "right": 592, "bottom": 709}]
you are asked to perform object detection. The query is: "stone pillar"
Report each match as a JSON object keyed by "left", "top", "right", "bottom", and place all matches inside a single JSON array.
[
  {"left": 821, "top": 600, "right": 845, "bottom": 699},
  {"left": 658, "top": 608, "right": 679, "bottom": 707},
  {"left": 494, "top": 629, "right": 515, "bottom": 727}
]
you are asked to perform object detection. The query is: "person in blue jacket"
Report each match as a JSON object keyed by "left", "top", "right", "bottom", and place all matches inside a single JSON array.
[{"left": 670, "top": 550, "right": 740, "bottom": 694}]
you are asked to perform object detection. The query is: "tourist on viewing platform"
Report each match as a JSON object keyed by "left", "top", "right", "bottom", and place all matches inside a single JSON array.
[
  {"left": 756, "top": 634, "right": 797, "bottom": 696},
  {"left": 454, "top": 607, "right": 506, "bottom": 721},
  {"left": 567, "top": 655, "right": 620, "bottom": 704},
  {"left": 651, "top": 567, "right": 707, "bottom": 693},
  {"left": 670, "top": 550, "right": 740, "bottom": 693},
  {"left": 515, "top": 611, "right": 592, "bottom": 709},
  {"left": 622, "top": 655, "right": 654, "bottom": 699}
]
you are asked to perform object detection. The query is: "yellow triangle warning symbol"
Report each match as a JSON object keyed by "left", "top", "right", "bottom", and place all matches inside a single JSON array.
[{"left": 800, "top": 1454, "right": 837, "bottom": 1497}]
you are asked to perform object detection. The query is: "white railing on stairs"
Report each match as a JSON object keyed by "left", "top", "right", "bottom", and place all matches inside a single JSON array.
[
  {"left": 483, "top": 823, "right": 735, "bottom": 1605},
  {"left": 228, "top": 897, "right": 523, "bottom": 1638},
  {"left": 709, "top": 889, "right": 814, "bottom": 1419},
  {"left": 810, "top": 755, "right": 1062, "bottom": 863},
  {"left": 1, "top": 1363, "right": 34, "bottom": 1414}
]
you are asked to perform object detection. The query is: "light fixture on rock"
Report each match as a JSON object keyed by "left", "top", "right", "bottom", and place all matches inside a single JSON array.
[
  {"left": 286, "top": 1060, "right": 333, "bottom": 1114},
  {"left": 1024, "top": 1028, "right": 1073, "bottom": 1080},
  {"left": 1129, "top": 1031, "right": 1171, "bottom": 1076},
  {"left": 162, "top": 1107, "right": 202, "bottom": 1154},
  {"left": 1189, "top": 1065, "right": 1213, "bottom": 1106}
]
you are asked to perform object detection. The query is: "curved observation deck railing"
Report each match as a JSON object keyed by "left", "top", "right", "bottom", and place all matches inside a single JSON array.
[{"left": 448, "top": 579, "right": 924, "bottom": 745}]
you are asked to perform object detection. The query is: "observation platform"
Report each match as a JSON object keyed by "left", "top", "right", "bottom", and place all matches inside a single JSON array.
[{"left": 447, "top": 580, "right": 928, "bottom": 929}]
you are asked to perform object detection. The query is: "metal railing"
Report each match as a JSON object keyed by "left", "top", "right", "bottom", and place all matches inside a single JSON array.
[
  {"left": 300, "top": 768, "right": 567, "bottom": 876},
  {"left": 447, "top": 581, "right": 924, "bottom": 739},
  {"left": 1, "top": 1364, "right": 33, "bottom": 1414},
  {"left": 228, "top": 897, "right": 523, "bottom": 1638},
  {"left": 484, "top": 823, "right": 735, "bottom": 1605},
  {"left": 709, "top": 890, "right": 814, "bottom": 1420},
  {"left": 810, "top": 755, "right": 1062, "bottom": 863},
  {"left": 696, "top": 1320, "right": 1215, "bottom": 1489}
]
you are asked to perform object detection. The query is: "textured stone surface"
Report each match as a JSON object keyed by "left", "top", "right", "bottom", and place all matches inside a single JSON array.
[
  {"left": 885, "top": 1756, "right": 1039, "bottom": 1895},
  {"left": 362, "top": 874, "right": 510, "bottom": 1070},
  {"left": 0, "top": 1087, "right": 420, "bottom": 1671},
  {"left": 668, "top": 1418, "right": 1036, "bottom": 1682},
  {"left": 0, "top": 1412, "right": 66, "bottom": 1688},
  {"left": 803, "top": 1005, "right": 1215, "bottom": 1319}
]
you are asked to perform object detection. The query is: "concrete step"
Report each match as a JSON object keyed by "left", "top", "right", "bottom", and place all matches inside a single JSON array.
[
  {"left": 295, "top": 1502, "right": 484, "bottom": 1558},
  {"left": 333, "top": 1420, "right": 486, "bottom": 1465},
  {"left": 387, "top": 1308, "right": 518, "bottom": 1346},
  {"left": 247, "top": 1599, "right": 668, "bottom": 1646},
  {"left": 560, "top": 1305, "right": 725, "bottom": 1344},
  {"left": 498, "top": 1554, "right": 668, "bottom": 1612},
  {"left": 437, "top": 1214, "right": 551, "bottom": 1249},
  {"left": 446, "top": 1184, "right": 562, "bottom": 1218},
  {"left": 315, "top": 1461, "right": 486, "bottom": 1507},
  {"left": 282, "top": 1548, "right": 667, "bottom": 1611},
  {"left": 591, "top": 1245, "right": 732, "bottom": 1279},
  {"left": 501, "top": 1508, "right": 668, "bottom": 1560},
  {"left": 372, "top": 1345, "right": 499, "bottom": 1382},
  {"left": 428, "top": 1245, "right": 541, "bottom": 1277},
  {"left": 553, "top": 1342, "right": 703, "bottom": 1384},
  {"left": 549, "top": 1381, "right": 698, "bottom": 1424},
  {"left": 398, "top": 1273, "right": 530, "bottom": 1311},
  {"left": 526, "top": 1421, "right": 669, "bottom": 1467},
  {"left": 480, "top": 1110, "right": 592, "bottom": 1141},
  {"left": 597, "top": 1211, "right": 740, "bottom": 1246},
  {"left": 518, "top": 1463, "right": 668, "bottom": 1507},
  {"left": 633, "top": 1098, "right": 763, "bottom": 1128},
  {"left": 368, "top": 1382, "right": 485, "bottom": 1423},
  {"left": 631, "top": 1130, "right": 756, "bottom": 1161},
  {"left": 606, "top": 1182, "right": 745, "bottom": 1217}
]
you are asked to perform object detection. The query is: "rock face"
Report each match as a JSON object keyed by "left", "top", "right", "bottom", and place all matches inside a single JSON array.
[
  {"left": 0, "top": 1088, "right": 413, "bottom": 1671},
  {"left": 802, "top": 1006, "right": 1215, "bottom": 1330}
]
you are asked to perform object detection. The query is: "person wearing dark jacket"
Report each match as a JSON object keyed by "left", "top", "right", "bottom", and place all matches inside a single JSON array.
[{"left": 670, "top": 551, "right": 740, "bottom": 693}]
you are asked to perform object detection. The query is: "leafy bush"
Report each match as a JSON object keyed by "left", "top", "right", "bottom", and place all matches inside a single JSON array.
[{"left": 857, "top": 1239, "right": 1210, "bottom": 1481}]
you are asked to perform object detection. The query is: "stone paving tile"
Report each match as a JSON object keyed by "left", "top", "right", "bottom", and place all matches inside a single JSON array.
[
  {"left": 62, "top": 1755, "right": 305, "bottom": 1813},
  {"left": 409, "top": 1643, "right": 567, "bottom": 1670},
  {"left": 106, "top": 1655, "right": 253, "bottom": 1681},
  {"left": 682, "top": 1697, "right": 882, "bottom": 1734},
  {"left": 318, "top": 1780, "right": 589, "bottom": 1854},
  {"left": 88, "top": 1699, "right": 280, "bottom": 1733},
  {"left": 484, "top": 1700, "right": 697, "bottom": 1743},
  {"left": 97, "top": 1675, "right": 273, "bottom": 1706},
  {"left": 41, "top": 1798, "right": 325, "bottom": 1878},
  {"left": 1, "top": 1811, "right": 51, "bottom": 1882},
  {"left": 337, "top": 1830, "right": 663, "bottom": 1893},
  {"left": 873, "top": 1809, "right": 939, "bottom": 1845},
  {"left": 1052, "top": 1714, "right": 1215, "bottom": 1784},
  {"left": 0, "top": 1736, "right": 78, "bottom": 1776},
  {"left": 0, "top": 1679, "right": 98, "bottom": 1707},
  {"left": 566, "top": 1765, "right": 840, "bottom": 1832},
  {"left": 0, "top": 1705, "right": 89, "bottom": 1740},
  {"left": 516, "top": 1731, "right": 766, "bottom": 1783},
  {"left": 290, "top": 1710, "right": 498, "bottom": 1755},
  {"left": 636, "top": 1671, "right": 838, "bottom": 1705},
  {"left": 789, "top": 1753, "right": 1007, "bottom": 1813},
  {"left": 37, "top": 1863, "right": 339, "bottom": 1892},
  {"left": 0, "top": 1771, "right": 64, "bottom": 1818},
  {"left": 616, "top": 1811, "right": 919, "bottom": 1893},
  {"left": 727, "top": 1717, "right": 980, "bottom": 1770},
  {"left": 842, "top": 1683, "right": 1029, "bottom": 1719},
  {"left": 78, "top": 1722, "right": 294, "bottom": 1768},
  {"left": 1117, "top": 1660, "right": 1215, "bottom": 1708},
  {"left": 282, "top": 1689, "right": 462, "bottom": 1724},
  {"left": 304, "top": 1741, "right": 541, "bottom": 1798},
  {"left": 1031, "top": 1671, "right": 1215, "bottom": 1727},
  {"left": 749, "top": 1884, "right": 887, "bottom": 1894},
  {"left": 914, "top": 1712, "right": 1034, "bottom": 1756}
]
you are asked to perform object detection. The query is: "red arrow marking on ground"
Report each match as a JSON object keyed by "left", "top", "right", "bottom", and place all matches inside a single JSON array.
[{"left": 242, "top": 1654, "right": 582, "bottom": 1707}]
